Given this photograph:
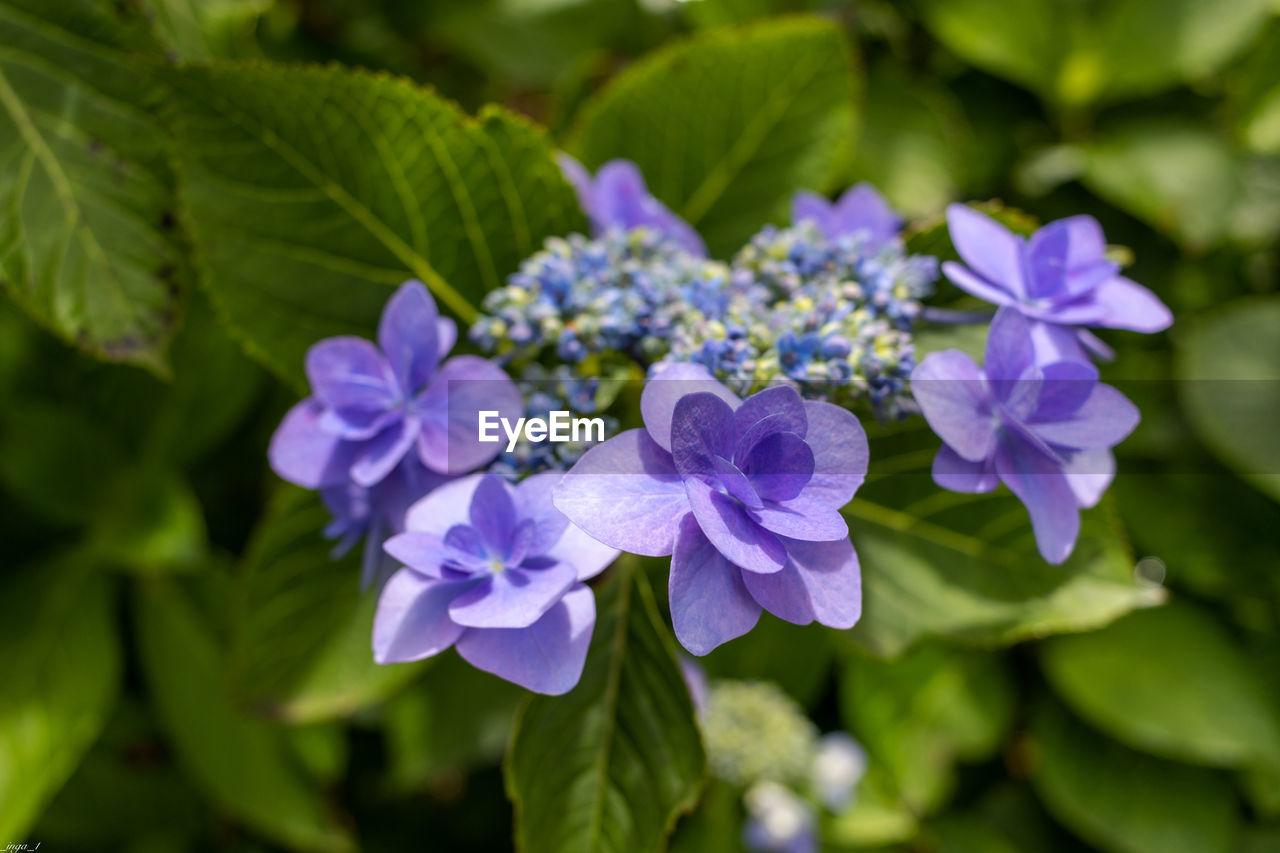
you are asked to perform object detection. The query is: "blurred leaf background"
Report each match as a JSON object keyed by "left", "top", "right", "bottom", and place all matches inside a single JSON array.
[{"left": 1, "top": 0, "right": 1278, "bottom": 851}]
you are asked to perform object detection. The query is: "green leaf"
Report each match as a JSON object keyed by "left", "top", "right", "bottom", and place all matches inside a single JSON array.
[
  {"left": 0, "top": 557, "right": 121, "bottom": 839},
  {"left": 917, "top": 0, "right": 1272, "bottom": 107},
  {"left": 0, "top": 0, "right": 187, "bottom": 371},
  {"left": 143, "top": 0, "right": 270, "bottom": 61},
  {"left": 844, "top": 423, "right": 1160, "bottom": 656},
  {"left": 1041, "top": 602, "right": 1280, "bottom": 768},
  {"left": 1075, "top": 118, "right": 1239, "bottom": 251},
  {"left": 568, "top": 16, "right": 859, "bottom": 257},
  {"left": 506, "top": 563, "right": 706, "bottom": 853},
  {"left": 1029, "top": 699, "right": 1238, "bottom": 853},
  {"left": 163, "top": 62, "right": 584, "bottom": 384},
  {"left": 1176, "top": 296, "right": 1280, "bottom": 501},
  {"left": 825, "top": 763, "right": 919, "bottom": 849},
  {"left": 231, "top": 487, "right": 423, "bottom": 723},
  {"left": 135, "top": 576, "right": 354, "bottom": 852},
  {"left": 840, "top": 643, "right": 1014, "bottom": 813}
]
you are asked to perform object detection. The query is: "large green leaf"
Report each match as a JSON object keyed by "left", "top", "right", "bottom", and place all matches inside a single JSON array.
[
  {"left": 840, "top": 643, "right": 1014, "bottom": 813},
  {"left": 1041, "top": 603, "right": 1280, "bottom": 769},
  {"left": 0, "top": 558, "right": 121, "bottom": 839},
  {"left": 506, "top": 563, "right": 706, "bottom": 853},
  {"left": 135, "top": 577, "right": 354, "bottom": 852},
  {"left": 231, "top": 487, "right": 423, "bottom": 722},
  {"left": 1029, "top": 699, "right": 1238, "bottom": 853},
  {"left": 1075, "top": 118, "right": 1239, "bottom": 251},
  {"left": 568, "top": 16, "right": 858, "bottom": 258},
  {"left": 844, "top": 423, "right": 1160, "bottom": 657},
  {"left": 0, "top": 0, "right": 187, "bottom": 371},
  {"left": 917, "top": 0, "right": 1273, "bottom": 107},
  {"left": 1176, "top": 296, "right": 1280, "bottom": 501},
  {"left": 163, "top": 62, "right": 584, "bottom": 384}
]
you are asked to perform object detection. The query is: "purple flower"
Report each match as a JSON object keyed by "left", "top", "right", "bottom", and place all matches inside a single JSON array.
[
  {"left": 943, "top": 205, "right": 1172, "bottom": 361},
  {"left": 558, "top": 155, "right": 707, "bottom": 257},
  {"left": 553, "top": 363, "right": 866, "bottom": 656},
  {"left": 373, "top": 473, "right": 618, "bottom": 694},
  {"left": 911, "top": 307, "right": 1140, "bottom": 564},
  {"left": 269, "top": 281, "right": 522, "bottom": 489},
  {"left": 792, "top": 183, "right": 902, "bottom": 246},
  {"left": 743, "top": 781, "right": 817, "bottom": 853}
]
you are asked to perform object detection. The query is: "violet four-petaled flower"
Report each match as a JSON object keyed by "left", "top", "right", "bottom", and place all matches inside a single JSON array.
[
  {"left": 553, "top": 363, "right": 866, "bottom": 656},
  {"left": 558, "top": 155, "right": 708, "bottom": 257},
  {"left": 911, "top": 307, "right": 1141, "bottom": 564},
  {"left": 374, "top": 473, "right": 618, "bottom": 694},
  {"left": 270, "top": 280, "right": 521, "bottom": 490},
  {"left": 791, "top": 183, "right": 902, "bottom": 246},
  {"left": 943, "top": 205, "right": 1172, "bottom": 361}
]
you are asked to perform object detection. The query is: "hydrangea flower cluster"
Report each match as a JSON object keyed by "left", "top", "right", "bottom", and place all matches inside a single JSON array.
[
  {"left": 666, "top": 222, "right": 937, "bottom": 418},
  {"left": 470, "top": 226, "right": 732, "bottom": 367},
  {"left": 373, "top": 473, "right": 617, "bottom": 693},
  {"left": 269, "top": 281, "right": 521, "bottom": 584},
  {"left": 554, "top": 362, "right": 866, "bottom": 656}
]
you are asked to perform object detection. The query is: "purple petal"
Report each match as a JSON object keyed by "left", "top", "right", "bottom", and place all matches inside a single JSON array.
[
  {"left": 378, "top": 281, "right": 441, "bottom": 395},
  {"left": 1033, "top": 360, "right": 1099, "bottom": 421},
  {"left": 985, "top": 307, "right": 1038, "bottom": 380},
  {"left": 946, "top": 204, "right": 1027, "bottom": 299},
  {"left": 642, "top": 361, "right": 739, "bottom": 453},
  {"left": 1026, "top": 216, "right": 1118, "bottom": 300},
  {"left": 350, "top": 417, "right": 417, "bottom": 487},
  {"left": 742, "top": 433, "right": 815, "bottom": 503},
  {"left": 1079, "top": 277, "right": 1173, "bottom": 333},
  {"left": 932, "top": 445, "right": 999, "bottom": 493},
  {"left": 911, "top": 351, "right": 996, "bottom": 462},
  {"left": 513, "top": 472, "right": 571, "bottom": 555},
  {"left": 306, "top": 336, "right": 397, "bottom": 412},
  {"left": 447, "top": 561, "right": 577, "bottom": 629},
  {"left": 753, "top": 494, "right": 848, "bottom": 542},
  {"left": 553, "top": 429, "right": 689, "bottom": 556},
  {"left": 734, "top": 385, "right": 807, "bottom": 443},
  {"left": 994, "top": 436, "right": 1080, "bottom": 565},
  {"left": 404, "top": 475, "right": 485, "bottom": 536},
  {"left": 671, "top": 392, "right": 738, "bottom": 477},
  {"left": 1029, "top": 383, "right": 1139, "bottom": 450},
  {"left": 941, "top": 261, "right": 1019, "bottom": 308},
  {"left": 467, "top": 475, "right": 518, "bottom": 555},
  {"left": 455, "top": 584, "right": 595, "bottom": 695},
  {"left": 1028, "top": 320, "right": 1090, "bottom": 364},
  {"left": 436, "top": 317, "right": 457, "bottom": 357},
  {"left": 269, "top": 399, "right": 354, "bottom": 488},
  {"left": 592, "top": 160, "right": 707, "bottom": 256},
  {"left": 373, "top": 570, "right": 469, "bottom": 663},
  {"left": 834, "top": 183, "right": 902, "bottom": 244},
  {"left": 416, "top": 356, "right": 521, "bottom": 474},
  {"left": 1062, "top": 448, "right": 1115, "bottom": 509},
  {"left": 669, "top": 514, "right": 762, "bottom": 655},
  {"left": 685, "top": 477, "right": 787, "bottom": 573},
  {"left": 713, "top": 456, "right": 764, "bottom": 509},
  {"left": 384, "top": 530, "right": 484, "bottom": 577},
  {"left": 742, "top": 536, "right": 861, "bottom": 628},
  {"left": 557, "top": 153, "right": 597, "bottom": 220},
  {"left": 792, "top": 190, "right": 836, "bottom": 235},
  {"left": 799, "top": 401, "right": 868, "bottom": 507},
  {"left": 545, "top": 522, "right": 619, "bottom": 581}
]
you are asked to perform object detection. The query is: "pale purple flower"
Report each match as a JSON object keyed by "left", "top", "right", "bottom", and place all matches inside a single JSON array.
[
  {"left": 373, "top": 473, "right": 618, "bottom": 694},
  {"left": 811, "top": 732, "right": 866, "bottom": 811},
  {"left": 791, "top": 183, "right": 902, "bottom": 246},
  {"left": 553, "top": 363, "right": 866, "bottom": 656},
  {"left": 269, "top": 281, "right": 522, "bottom": 488},
  {"left": 943, "top": 205, "right": 1172, "bottom": 361},
  {"left": 911, "top": 307, "right": 1140, "bottom": 564},
  {"left": 558, "top": 155, "right": 707, "bottom": 257}
]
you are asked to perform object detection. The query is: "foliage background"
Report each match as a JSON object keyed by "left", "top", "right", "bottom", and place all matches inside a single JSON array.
[{"left": 1, "top": 0, "right": 1279, "bottom": 851}]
